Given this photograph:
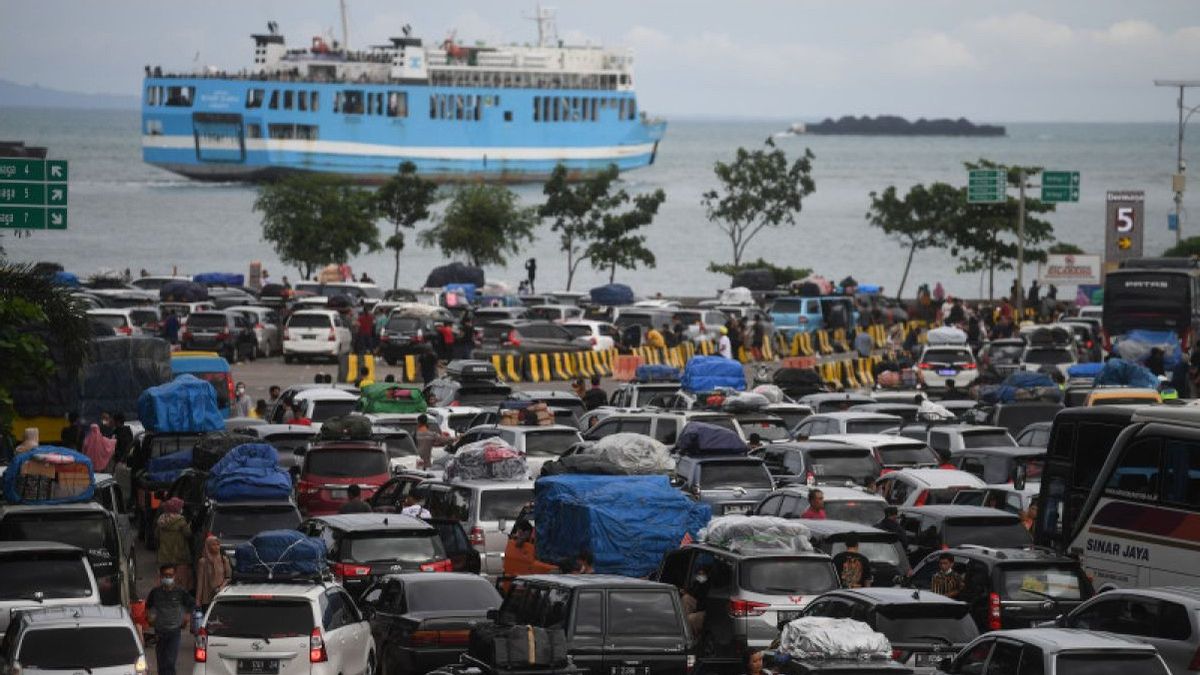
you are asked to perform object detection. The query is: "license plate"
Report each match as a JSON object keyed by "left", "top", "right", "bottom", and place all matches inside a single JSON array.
[
  {"left": 237, "top": 660, "right": 279, "bottom": 675},
  {"left": 328, "top": 488, "right": 347, "bottom": 499},
  {"left": 610, "top": 667, "right": 649, "bottom": 675},
  {"left": 937, "top": 369, "right": 956, "bottom": 376},
  {"left": 914, "top": 653, "right": 940, "bottom": 666},
  {"left": 724, "top": 504, "right": 751, "bottom": 515}
]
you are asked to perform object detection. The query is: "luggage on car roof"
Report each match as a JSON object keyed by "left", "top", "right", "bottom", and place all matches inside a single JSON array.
[
  {"left": 206, "top": 443, "right": 292, "bottom": 501},
  {"left": 318, "top": 414, "right": 374, "bottom": 441},
  {"left": 675, "top": 421, "right": 748, "bottom": 455},
  {"left": 193, "top": 431, "right": 258, "bottom": 471},
  {"left": 635, "top": 364, "right": 680, "bottom": 382},
  {"left": 445, "top": 360, "right": 498, "bottom": 382},
  {"left": 3, "top": 447, "right": 95, "bottom": 505},
  {"left": 702, "top": 515, "right": 814, "bottom": 553},
  {"left": 233, "top": 529, "right": 327, "bottom": 581},
  {"left": 445, "top": 437, "right": 528, "bottom": 482}
]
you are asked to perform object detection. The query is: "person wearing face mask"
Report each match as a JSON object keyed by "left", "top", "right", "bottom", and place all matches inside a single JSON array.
[
  {"left": 145, "top": 564, "right": 196, "bottom": 675},
  {"left": 232, "top": 382, "right": 252, "bottom": 418},
  {"left": 681, "top": 566, "right": 711, "bottom": 642}
]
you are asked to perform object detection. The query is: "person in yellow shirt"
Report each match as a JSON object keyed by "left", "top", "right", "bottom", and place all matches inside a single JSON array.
[{"left": 645, "top": 326, "right": 666, "bottom": 349}]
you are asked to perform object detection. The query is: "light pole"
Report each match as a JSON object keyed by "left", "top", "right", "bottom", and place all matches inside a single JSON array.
[{"left": 1154, "top": 79, "right": 1200, "bottom": 245}]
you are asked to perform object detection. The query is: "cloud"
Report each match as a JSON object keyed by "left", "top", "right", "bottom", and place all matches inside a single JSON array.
[
  {"left": 883, "top": 31, "right": 977, "bottom": 76},
  {"left": 968, "top": 12, "right": 1075, "bottom": 48},
  {"left": 624, "top": 25, "right": 670, "bottom": 50},
  {"left": 1091, "top": 19, "right": 1162, "bottom": 46}
]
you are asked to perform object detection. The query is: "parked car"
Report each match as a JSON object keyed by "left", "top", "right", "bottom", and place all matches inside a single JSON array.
[
  {"left": 0, "top": 606, "right": 146, "bottom": 675},
  {"left": 1021, "top": 345, "right": 1077, "bottom": 378},
  {"left": 295, "top": 441, "right": 391, "bottom": 516},
  {"left": 226, "top": 305, "right": 282, "bottom": 357},
  {"left": 283, "top": 309, "right": 353, "bottom": 363},
  {"left": 608, "top": 382, "right": 684, "bottom": 408},
  {"left": 478, "top": 319, "right": 590, "bottom": 355},
  {"left": 803, "top": 588, "right": 976, "bottom": 671},
  {"left": 560, "top": 320, "right": 620, "bottom": 351},
  {"left": 810, "top": 434, "right": 941, "bottom": 472},
  {"left": 584, "top": 411, "right": 740, "bottom": 446},
  {"left": 197, "top": 579, "right": 376, "bottom": 675},
  {"left": 181, "top": 310, "right": 258, "bottom": 362},
  {"left": 1049, "top": 586, "right": 1200, "bottom": 674},
  {"left": 798, "top": 393, "right": 877, "bottom": 414},
  {"left": 414, "top": 479, "right": 535, "bottom": 576},
  {"left": 0, "top": 542, "right": 100, "bottom": 633},
  {"left": 754, "top": 485, "right": 889, "bottom": 526},
  {"left": 85, "top": 308, "right": 143, "bottom": 336},
  {"left": 450, "top": 424, "right": 583, "bottom": 476},
  {"left": 947, "top": 447, "right": 1045, "bottom": 485},
  {"left": 361, "top": 573, "right": 501, "bottom": 674},
  {"left": 195, "top": 499, "right": 303, "bottom": 557},
  {"left": 498, "top": 574, "right": 692, "bottom": 675},
  {"left": 300, "top": 514, "right": 450, "bottom": 598},
  {"left": 793, "top": 412, "right": 904, "bottom": 439},
  {"left": 849, "top": 403, "right": 922, "bottom": 425},
  {"left": 897, "top": 505, "right": 1031, "bottom": 565},
  {"left": 524, "top": 304, "right": 584, "bottom": 322},
  {"left": 914, "top": 345, "right": 978, "bottom": 393},
  {"left": 801, "top": 520, "right": 910, "bottom": 587},
  {"left": 290, "top": 388, "right": 361, "bottom": 424},
  {"left": 673, "top": 456, "right": 774, "bottom": 516},
  {"left": 378, "top": 312, "right": 440, "bottom": 365},
  {"left": 1013, "top": 422, "right": 1052, "bottom": 449},
  {"left": 751, "top": 441, "right": 882, "bottom": 487},
  {"left": 978, "top": 339, "right": 1026, "bottom": 377},
  {"left": 876, "top": 469, "right": 988, "bottom": 507},
  {"left": 768, "top": 295, "right": 858, "bottom": 340},
  {"left": 951, "top": 484, "right": 1040, "bottom": 517},
  {"left": 931, "top": 628, "right": 1171, "bottom": 675}
]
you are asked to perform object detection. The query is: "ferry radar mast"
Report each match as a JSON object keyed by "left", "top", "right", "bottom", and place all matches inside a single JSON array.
[
  {"left": 524, "top": 4, "right": 558, "bottom": 47},
  {"left": 339, "top": 0, "right": 350, "bottom": 51}
]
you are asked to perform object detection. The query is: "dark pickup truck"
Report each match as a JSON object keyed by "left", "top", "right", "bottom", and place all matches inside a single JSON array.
[{"left": 499, "top": 575, "right": 693, "bottom": 675}]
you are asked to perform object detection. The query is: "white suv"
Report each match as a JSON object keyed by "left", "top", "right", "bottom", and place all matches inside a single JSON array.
[
  {"left": 914, "top": 345, "right": 978, "bottom": 392},
  {"left": 197, "top": 582, "right": 376, "bottom": 675},
  {"left": 284, "top": 310, "right": 353, "bottom": 363}
]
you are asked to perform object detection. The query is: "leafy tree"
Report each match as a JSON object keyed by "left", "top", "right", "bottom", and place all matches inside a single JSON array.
[
  {"left": 419, "top": 184, "right": 537, "bottom": 268},
  {"left": 0, "top": 263, "right": 90, "bottom": 443},
  {"left": 376, "top": 162, "right": 438, "bottom": 290},
  {"left": 255, "top": 174, "right": 381, "bottom": 280},
  {"left": 702, "top": 139, "right": 816, "bottom": 266},
  {"left": 1048, "top": 242, "right": 1085, "bottom": 255},
  {"left": 706, "top": 259, "right": 813, "bottom": 286},
  {"left": 865, "top": 182, "right": 962, "bottom": 300},
  {"left": 1163, "top": 237, "right": 1200, "bottom": 257},
  {"left": 539, "top": 164, "right": 611, "bottom": 290},
  {"left": 587, "top": 188, "right": 666, "bottom": 283},
  {"left": 948, "top": 159, "right": 1057, "bottom": 299}
]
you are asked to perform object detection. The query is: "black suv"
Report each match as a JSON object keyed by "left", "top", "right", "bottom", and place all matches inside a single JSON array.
[
  {"left": 180, "top": 310, "right": 257, "bottom": 362},
  {"left": 907, "top": 546, "right": 1093, "bottom": 632},
  {"left": 299, "top": 513, "right": 450, "bottom": 597},
  {"left": 195, "top": 499, "right": 303, "bottom": 557},
  {"left": 751, "top": 441, "right": 882, "bottom": 487},
  {"left": 802, "top": 587, "right": 978, "bottom": 671},
  {"left": 499, "top": 574, "right": 692, "bottom": 675},
  {"left": 379, "top": 312, "right": 441, "bottom": 365},
  {"left": 653, "top": 543, "right": 839, "bottom": 657},
  {"left": 897, "top": 505, "right": 1031, "bottom": 565},
  {"left": 801, "top": 519, "right": 910, "bottom": 587},
  {"left": 479, "top": 320, "right": 589, "bottom": 355}
]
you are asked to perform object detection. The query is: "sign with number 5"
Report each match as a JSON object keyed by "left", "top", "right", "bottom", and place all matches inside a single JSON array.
[
  {"left": 1115, "top": 207, "right": 1135, "bottom": 233},
  {"left": 1105, "top": 191, "right": 1144, "bottom": 266}
]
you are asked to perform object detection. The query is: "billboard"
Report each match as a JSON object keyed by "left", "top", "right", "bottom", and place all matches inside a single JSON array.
[
  {"left": 1104, "top": 190, "right": 1145, "bottom": 267},
  {"left": 1039, "top": 254, "right": 1101, "bottom": 286}
]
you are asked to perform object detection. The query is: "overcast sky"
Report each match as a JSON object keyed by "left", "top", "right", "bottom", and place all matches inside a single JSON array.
[{"left": 4, "top": 0, "right": 1200, "bottom": 121}]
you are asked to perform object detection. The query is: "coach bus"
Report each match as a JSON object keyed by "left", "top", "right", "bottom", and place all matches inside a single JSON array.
[
  {"left": 1065, "top": 406, "right": 1200, "bottom": 589},
  {"left": 1103, "top": 257, "right": 1200, "bottom": 350}
]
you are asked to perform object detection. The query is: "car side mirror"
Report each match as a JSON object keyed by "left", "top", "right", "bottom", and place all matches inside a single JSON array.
[{"left": 1013, "top": 463, "right": 1028, "bottom": 491}]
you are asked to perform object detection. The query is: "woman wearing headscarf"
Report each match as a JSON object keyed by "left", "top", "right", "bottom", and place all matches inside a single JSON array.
[
  {"left": 155, "top": 498, "right": 194, "bottom": 591},
  {"left": 195, "top": 535, "right": 232, "bottom": 607},
  {"left": 81, "top": 423, "right": 116, "bottom": 472}
]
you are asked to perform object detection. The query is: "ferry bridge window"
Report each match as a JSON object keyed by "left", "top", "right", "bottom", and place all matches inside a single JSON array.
[
  {"left": 1163, "top": 439, "right": 1200, "bottom": 508},
  {"left": 165, "top": 86, "right": 195, "bottom": 107},
  {"left": 628, "top": 99, "right": 637, "bottom": 120},
  {"left": 533, "top": 97, "right": 540, "bottom": 122},
  {"left": 298, "top": 91, "right": 308, "bottom": 111},
  {"left": 504, "top": 111, "right": 513, "bottom": 122},
  {"left": 1104, "top": 437, "right": 1162, "bottom": 501},
  {"left": 245, "top": 124, "right": 262, "bottom": 139},
  {"left": 387, "top": 92, "right": 408, "bottom": 118},
  {"left": 269, "top": 90, "right": 279, "bottom": 110},
  {"left": 283, "top": 90, "right": 293, "bottom": 110},
  {"left": 145, "top": 87, "right": 157, "bottom": 106},
  {"left": 341, "top": 90, "right": 364, "bottom": 115},
  {"left": 310, "top": 91, "right": 319, "bottom": 112},
  {"left": 246, "top": 89, "right": 264, "bottom": 109}
]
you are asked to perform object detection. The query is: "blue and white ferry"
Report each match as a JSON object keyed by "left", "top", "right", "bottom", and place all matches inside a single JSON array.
[{"left": 141, "top": 9, "right": 666, "bottom": 182}]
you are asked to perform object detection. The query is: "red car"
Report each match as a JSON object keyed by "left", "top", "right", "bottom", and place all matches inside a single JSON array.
[{"left": 296, "top": 441, "right": 391, "bottom": 516}]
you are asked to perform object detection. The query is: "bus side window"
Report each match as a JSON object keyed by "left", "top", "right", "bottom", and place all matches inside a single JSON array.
[
  {"left": 1104, "top": 437, "right": 1162, "bottom": 500},
  {"left": 1162, "top": 439, "right": 1200, "bottom": 507}
]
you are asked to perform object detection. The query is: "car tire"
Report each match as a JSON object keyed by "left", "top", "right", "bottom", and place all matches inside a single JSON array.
[{"left": 364, "top": 651, "right": 376, "bottom": 675}]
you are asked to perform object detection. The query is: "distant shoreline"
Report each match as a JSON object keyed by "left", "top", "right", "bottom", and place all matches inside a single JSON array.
[{"left": 793, "top": 115, "right": 1005, "bottom": 137}]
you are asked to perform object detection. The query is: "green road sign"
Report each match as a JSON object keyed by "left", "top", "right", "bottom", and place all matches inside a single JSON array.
[
  {"left": 968, "top": 169, "right": 1007, "bottom": 204},
  {"left": 1041, "top": 170, "right": 1080, "bottom": 202},
  {"left": 0, "top": 182, "right": 46, "bottom": 205},
  {"left": 0, "top": 158, "right": 45, "bottom": 182},
  {"left": 47, "top": 208, "right": 67, "bottom": 230},
  {"left": 47, "top": 184, "right": 67, "bottom": 205},
  {"left": 0, "top": 205, "right": 47, "bottom": 229},
  {"left": 46, "top": 160, "right": 68, "bottom": 181}
]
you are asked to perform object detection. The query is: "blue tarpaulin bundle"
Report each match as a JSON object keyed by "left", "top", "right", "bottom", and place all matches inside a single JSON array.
[
  {"left": 978, "top": 372, "right": 1063, "bottom": 405},
  {"left": 635, "top": 364, "right": 681, "bottom": 382},
  {"left": 159, "top": 280, "right": 208, "bottom": 302},
  {"left": 1096, "top": 359, "right": 1159, "bottom": 389},
  {"left": 193, "top": 272, "right": 245, "bottom": 287},
  {"left": 51, "top": 271, "right": 80, "bottom": 287},
  {"left": 3, "top": 447, "right": 95, "bottom": 505},
  {"left": 534, "top": 475, "right": 711, "bottom": 578},
  {"left": 589, "top": 283, "right": 634, "bottom": 306},
  {"left": 137, "top": 374, "right": 225, "bottom": 433},
  {"left": 233, "top": 530, "right": 328, "bottom": 581},
  {"left": 206, "top": 444, "right": 293, "bottom": 501},
  {"left": 146, "top": 448, "right": 193, "bottom": 484},
  {"left": 1114, "top": 329, "right": 1184, "bottom": 369},
  {"left": 444, "top": 283, "right": 477, "bottom": 303},
  {"left": 1066, "top": 363, "right": 1104, "bottom": 378},
  {"left": 681, "top": 356, "right": 746, "bottom": 393},
  {"left": 675, "top": 421, "right": 748, "bottom": 455}
]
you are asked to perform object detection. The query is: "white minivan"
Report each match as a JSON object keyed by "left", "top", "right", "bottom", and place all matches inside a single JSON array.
[{"left": 284, "top": 310, "right": 352, "bottom": 363}]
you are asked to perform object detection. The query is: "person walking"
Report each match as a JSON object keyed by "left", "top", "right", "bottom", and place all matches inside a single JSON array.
[
  {"left": 232, "top": 382, "right": 252, "bottom": 418},
  {"left": 583, "top": 375, "right": 607, "bottom": 410},
  {"left": 750, "top": 317, "right": 766, "bottom": 361},
  {"left": 339, "top": 484, "right": 372, "bottom": 514},
  {"left": 831, "top": 537, "right": 873, "bottom": 588},
  {"left": 145, "top": 565, "right": 196, "bottom": 675},
  {"left": 156, "top": 498, "right": 194, "bottom": 592},
  {"left": 355, "top": 309, "right": 376, "bottom": 355},
  {"left": 415, "top": 414, "right": 449, "bottom": 469},
  {"left": 717, "top": 326, "right": 733, "bottom": 359},
  {"left": 161, "top": 311, "right": 180, "bottom": 345},
  {"left": 524, "top": 258, "right": 537, "bottom": 293},
  {"left": 82, "top": 423, "right": 116, "bottom": 473},
  {"left": 195, "top": 535, "right": 231, "bottom": 608}
]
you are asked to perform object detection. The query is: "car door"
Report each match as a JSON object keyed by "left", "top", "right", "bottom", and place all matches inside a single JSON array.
[
  {"left": 323, "top": 588, "right": 369, "bottom": 675},
  {"left": 569, "top": 589, "right": 605, "bottom": 674},
  {"left": 952, "top": 638, "right": 995, "bottom": 675},
  {"left": 604, "top": 589, "right": 688, "bottom": 675},
  {"left": 1067, "top": 595, "right": 1192, "bottom": 669},
  {"left": 362, "top": 578, "right": 405, "bottom": 670},
  {"left": 584, "top": 419, "right": 621, "bottom": 441}
]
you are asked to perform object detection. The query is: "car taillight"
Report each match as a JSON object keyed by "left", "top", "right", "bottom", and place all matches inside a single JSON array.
[
  {"left": 687, "top": 654, "right": 696, "bottom": 674},
  {"left": 415, "top": 328, "right": 424, "bottom": 343},
  {"left": 298, "top": 480, "right": 320, "bottom": 495},
  {"left": 917, "top": 362, "right": 932, "bottom": 370},
  {"left": 728, "top": 598, "right": 768, "bottom": 617},
  {"left": 797, "top": 316, "right": 809, "bottom": 324},
  {"left": 411, "top": 629, "right": 470, "bottom": 647},
  {"left": 1085, "top": 339, "right": 1094, "bottom": 349},
  {"left": 892, "top": 648, "right": 907, "bottom": 662},
  {"left": 118, "top": 326, "right": 133, "bottom": 336},
  {"left": 283, "top": 328, "right": 290, "bottom": 340},
  {"left": 255, "top": 322, "right": 264, "bottom": 330},
  {"left": 135, "top": 654, "right": 148, "bottom": 675},
  {"left": 505, "top": 329, "right": 521, "bottom": 347},
  {"left": 1187, "top": 644, "right": 1200, "bottom": 670},
  {"left": 419, "top": 559, "right": 453, "bottom": 573},
  {"left": 961, "top": 363, "right": 976, "bottom": 370},
  {"left": 194, "top": 627, "right": 208, "bottom": 662},
  {"left": 914, "top": 490, "right": 928, "bottom": 506},
  {"left": 310, "top": 628, "right": 328, "bottom": 663},
  {"left": 469, "top": 526, "right": 485, "bottom": 546},
  {"left": 988, "top": 592, "right": 1002, "bottom": 630},
  {"left": 380, "top": 333, "right": 390, "bottom": 342},
  {"left": 333, "top": 562, "right": 372, "bottom": 580},
  {"left": 590, "top": 336, "right": 597, "bottom": 346},
  {"left": 228, "top": 379, "right": 236, "bottom": 404},
  {"left": 328, "top": 328, "right": 336, "bottom": 341}
]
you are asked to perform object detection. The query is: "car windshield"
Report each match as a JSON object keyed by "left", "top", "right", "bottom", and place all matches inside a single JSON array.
[
  {"left": 922, "top": 349, "right": 974, "bottom": 365},
  {"left": 376, "top": 433, "right": 417, "bottom": 457},
  {"left": 636, "top": 387, "right": 680, "bottom": 407},
  {"left": 999, "top": 564, "right": 1084, "bottom": 600},
  {"left": 739, "top": 418, "right": 791, "bottom": 441},
  {"left": 772, "top": 410, "right": 811, "bottom": 429},
  {"left": 523, "top": 431, "right": 581, "bottom": 458},
  {"left": 288, "top": 314, "right": 332, "bottom": 329},
  {"left": 525, "top": 308, "right": 563, "bottom": 321},
  {"left": 90, "top": 315, "right": 127, "bottom": 329},
  {"left": 0, "top": 513, "right": 116, "bottom": 558},
  {"left": 877, "top": 445, "right": 939, "bottom": 466},
  {"left": 740, "top": 559, "right": 839, "bottom": 595},
  {"left": 406, "top": 578, "right": 500, "bottom": 612},
  {"left": 479, "top": 489, "right": 533, "bottom": 522},
  {"left": 824, "top": 500, "right": 888, "bottom": 525},
  {"left": 1055, "top": 654, "right": 1168, "bottom": 675},
  {"left": 874, "top": 603, "right": 977, "bottom": 643},
  {"left": 961, "top": 431, "right": 1017, "bottom": 448},
  {"left": 1025, "top": 349, "right": 1073, "bottom": 365},
  {"left": 943, "top": 518, "right": 1032, "bottom": 548},
  {"left": 0, "top": 555, "right": 92, "bottom": 600},
  {"left": 562, "top": 325, "right": 591, "bottom": 338},
  {"left": 206, "top": 599, "right": 313, "bottom": 638},
  {"left": 386, "top": 317, "right": 422, "bottom": 332},
  {"left": 211, "top": 506, "right": 300, "bottom": 540},
  {"left": 130, "top": 309, "right": 159, "bottom": 325},
  {"left": 830, "top": 539, "right": 902, "bottom": 565},
  {"left": 808, "top": 449, "right": 879, "bottom": 480},
  {"left": 188, "top": 314, "right": 229, "bottom": 329},
  {"left": 847, "top": 419, "right": 901, "bottom": 435},
  {"left": 987, "top": 345, "right": 1025, "bottom": 363},
  {"left": 308, "top": 399, "right": 358, "bottom": 422},
  {"left": 18, "top": 627, "right": 140, "bottom": 669},
  {"left": 699, "top": 462, "right": 773, "bottom": 489},
  {"left": 305, "top": 449, "right": 387, "bottom": 477},
  {"left": 342, "top": 532, "right": 444, "bottom": 564}
]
